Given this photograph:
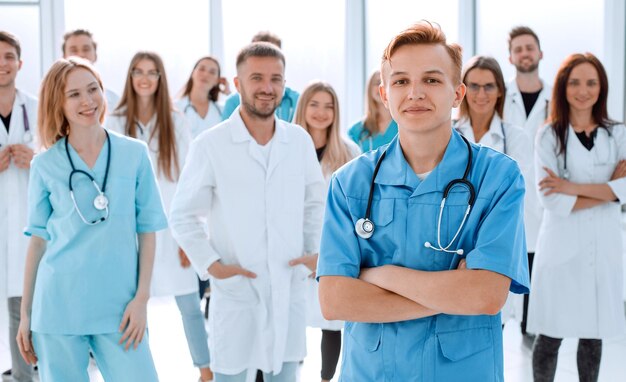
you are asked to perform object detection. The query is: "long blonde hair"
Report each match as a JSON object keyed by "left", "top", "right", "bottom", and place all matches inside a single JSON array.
[
  {"left": 362, "top": 70, "right": 384, "bottom": 137},
  {"left": 294, "top": 81, "right": 354, "bottom": 175},
  {"left": 114, "top": 51, "right": 179, "bottom": 181},
  {"left": 38, "top": 57, "right": 106, "bottom": 148}
]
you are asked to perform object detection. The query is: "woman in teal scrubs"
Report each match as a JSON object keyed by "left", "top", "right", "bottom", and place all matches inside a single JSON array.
[
  {"left": 16, "top": 58, "right": 167, "bottom": 381},
  {"left": 347, "top": 71, "right": 398, "bottom": 152}
]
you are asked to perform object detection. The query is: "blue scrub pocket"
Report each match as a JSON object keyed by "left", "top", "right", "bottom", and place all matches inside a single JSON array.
[
  {"left": 434, "top": 328, "right": 496, "bottom": 381},
  {"left": 346, "top": 321, "right": 382, "bottom": 352}
]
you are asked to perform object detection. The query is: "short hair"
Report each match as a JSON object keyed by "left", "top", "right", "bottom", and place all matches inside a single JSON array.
[
  {"left": 62, "top": 29, "right": 97, "bottom": 55},
  {"left": 251, "top": 31, "right": 282, "bottom": 48},
  {"left": 381, "top": 20, "right": 463, "bottom": 84},
  {"left": 459, "top": 56, "right": 507, "bottom": 120},
  {"left": 508, "top": 26, "right": 541, "bottom": 52},
  {"left": 0, "top": 31, "right": 21, "bottom": 59},
  {"left": 38, "top": 57, "right": 106, "bottom": 148},
  {"left": 236, "top": 42, "right": 285, "bottom": 71}
]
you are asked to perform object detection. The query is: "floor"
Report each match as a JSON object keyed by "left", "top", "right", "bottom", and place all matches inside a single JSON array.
[{"left": 1, "top": 296, "right": 626, "bottom": 381}]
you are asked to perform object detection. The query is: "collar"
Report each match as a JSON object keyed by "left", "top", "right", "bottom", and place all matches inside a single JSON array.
[
  {"left": 454, "top": 115, "right": 504, "bottom": 143},
  {"left": 228, "top": 107, "right": 289, "bottom": 144},
  {"left": 507, "top": 77, "right": 549, "bottom": 99},
  {"left": 374, "top": 130, "right": 472, "bottom": 197}
]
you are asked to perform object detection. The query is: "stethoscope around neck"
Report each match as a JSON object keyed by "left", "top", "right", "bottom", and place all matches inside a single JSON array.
[
  {"left": 65, "top": 129, "right": 111, "bottom": 225},
  {"left": 561, "top": 125, "right": 614, "bottom": 180},
  {"left": 355, "top": 135, "right": 476, "bottom": 255},
  {"left": 1, "top": 105, "right": 33, "bottom": 146}
]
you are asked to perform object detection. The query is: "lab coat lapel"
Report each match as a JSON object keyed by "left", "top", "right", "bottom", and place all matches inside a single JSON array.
[
  {"left": 228, "top": 108, "right": 267, "bottom": 170},
  {"left": 267, "top": 121, "right": 289, "bottom": 179},
  {"left": 0, "top": 91, "right": 21, "bottom": 145}
]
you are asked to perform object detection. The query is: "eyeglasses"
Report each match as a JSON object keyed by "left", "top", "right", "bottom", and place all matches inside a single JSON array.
[
  {"left": 131, "top": 69, "right": 160, "bottom": 80},
  {"left": 466, "top": 83, "right": 498, "bottom": 94}
]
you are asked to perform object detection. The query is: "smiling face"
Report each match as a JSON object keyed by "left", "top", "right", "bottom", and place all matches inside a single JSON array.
[
  {"left": 464, "top": 68, "right": 501, "bottom": 118},
  {"left": 234, "top": 56, "right": 285, "bottom": 120},
  {"left": 62, "top": 67, "right": 104, "bottom": 129},
  {"left": 380, "top": 43, "right": 465, "bottom": 135},
  {"left": 131, "top": 58, "right": 160, "bottom": 99},
  {"left": 192, "top": 58, "right": 220, "bottom": 93},
  {"left": 566, "top": 62, "right": 600, "bottom": 115},
  {"left": 509, "top": 34, "right": 542, "bottom": 74},
  {"left": 63, "top": 34, "right": 97, "bottom": 63},
  {"left": 304, "top": 90, "right": 335, "bottom": 133},
  {"left": 0, "top": 41, "right": 22, "bottom": 88}
]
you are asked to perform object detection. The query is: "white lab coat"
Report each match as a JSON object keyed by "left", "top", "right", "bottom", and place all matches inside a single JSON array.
[
  {"left": 453, "top": 115, "right": 531, "bottom": 323},
  {"left": 175, "top": 96, "right": 223, "bottom": 139},
  {"left": 528, "top": 124, "right": 626, "bottom": 338},
  {"left": 169, "top": 109, "right": 325, "bottom": 375},
  {"left": 0, "top": 89, "right": 38, "bottom": 298},
  {"left": 504, "top": 79, "right": 551, "bottom": 252},
  {"left": 106, "top": 110, "right": 196, "bottom": 297},
  {"left": 305, "top": 138, "right": 360, "bottom": 330}
]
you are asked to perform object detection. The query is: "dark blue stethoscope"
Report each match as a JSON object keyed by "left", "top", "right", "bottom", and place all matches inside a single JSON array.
[
  {"left": 1, "top": 105, "right": 33, "bottom": 146},
  {"left": 355, "top": 135, "right": 476, "bottom": 255},
  {"left": 561, "top": 125, "right": 614, "bottom": 180},
  {"left": 65, "top": 129, "right": 111, "bottom": 225}
]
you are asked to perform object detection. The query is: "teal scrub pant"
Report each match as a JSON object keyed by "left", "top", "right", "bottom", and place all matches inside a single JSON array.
[
  {"left": 214, "top": 362, "right": 298, "bottom": 382},
  {"left": 32, "top": 330, "right": 158, "bottom": 382}
]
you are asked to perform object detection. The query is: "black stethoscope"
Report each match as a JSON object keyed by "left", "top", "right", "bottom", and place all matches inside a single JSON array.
[
  {"left": 355, "top": 135, "right": 476, "bottom": 255},
  {"left": 65, "top": 129, "right": 111, "bottom": 225},
  {"left": 561, "top": 125, "right": 614, "bottom": 180}
]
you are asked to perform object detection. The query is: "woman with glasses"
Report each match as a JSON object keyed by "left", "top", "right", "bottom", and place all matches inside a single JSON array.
[
  {"left": 347, "top": 71, "right": 397, "bottom": 152},
  {"left": 108, "top": 52, "right": 213, "bottom": 382},
  {"left": 453, "top": 56, "right": 533, "bottom": 332},
  {"left": 177, "top": 56, "right": 230, "bottom": 139},
  {"left": 16, "top": 57, "right": 166, "bottom": 381},
  {"left": 529, "top": 53, "right": 626, "bottom": 382}
]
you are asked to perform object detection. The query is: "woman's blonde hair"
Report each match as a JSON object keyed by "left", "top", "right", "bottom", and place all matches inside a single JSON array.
[
  {"left": 38, "top": 57, "right": 106, "bottom": 148},
  {"left": 362, "top": 70, "right": 383, "bottom": 137},
  {"left": 294, "top": 81, "right": 354, "bottom": 175},
  {"left": 114, "top": 51, "right": 179, "bottom": 181}
]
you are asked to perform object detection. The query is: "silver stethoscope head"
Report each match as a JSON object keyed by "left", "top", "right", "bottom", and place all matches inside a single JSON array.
[{"left": 355, "top": 218, "right": 374, "bottom": 239}]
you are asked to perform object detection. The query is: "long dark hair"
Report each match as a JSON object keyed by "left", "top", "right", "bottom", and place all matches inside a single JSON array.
[
  {"left": 550, "top": 53, "right": 614, "bottom": 154},
  {"left": 458, "top": 55, "right": 506, "bottom": 121},
  {"left": 179, "top": 56, "right": 221, "bottom": 102}
]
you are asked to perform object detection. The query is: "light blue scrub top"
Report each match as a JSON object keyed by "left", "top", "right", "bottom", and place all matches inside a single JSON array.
[
  {"left": 347, "top": 119, "right": 398, "bottom": 153},
  {"left": 318, "top": 131, "right": 530, "bottom": 382},
  {"left": 221, "top": 86, "right": 299, "bottom": 122},
  {"left": 25, "top": 131, "right": 167, "bottom": 335}
]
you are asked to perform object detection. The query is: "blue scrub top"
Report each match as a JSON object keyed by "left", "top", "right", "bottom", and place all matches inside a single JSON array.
[
  {"left": 221, "top": 86, "right": 299, "bottom": 122},
  {"left": 318, "top": 131, "right": 529, "bottom": 381},
  {"left": 347, "top": 119, "right": 398, "bottom": 152},
  {"left": 25, "top": 131, "right": 167, "bottom": 335}
]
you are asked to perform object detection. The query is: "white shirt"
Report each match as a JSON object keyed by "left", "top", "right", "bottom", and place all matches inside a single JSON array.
[
  {"left": 169, "top": 108, "right": 325, "bottom": 375},
  {"left": 0, "top": 89, "right": 38, "bottom": 297}
]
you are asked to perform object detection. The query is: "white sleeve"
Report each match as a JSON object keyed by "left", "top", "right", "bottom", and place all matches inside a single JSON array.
[
  {"left": 170, "top": 138, "right": 221, "bottom": 280},
  {"left": 302, "top": 135, "right": 326, "bottom": 254},
  {"left": 607, "top": 124, "right": 626, "bottom": 203},
  {"left": 534, "top": 125, "right": 576, "bottom": 216}
]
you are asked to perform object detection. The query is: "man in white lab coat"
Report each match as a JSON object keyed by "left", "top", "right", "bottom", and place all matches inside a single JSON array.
[
  {"left": 503, "top": 25, "right": 551, "bottom": 343},
  {"left": 0, "top": 31, "right": 37, "bottom": 382},
  {"left": 170, "top": 42, "right": 325, "bottom": 382}
]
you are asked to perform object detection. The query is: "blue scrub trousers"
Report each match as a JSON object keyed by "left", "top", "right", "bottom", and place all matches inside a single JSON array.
[
  {"left": 214, "top": 362, "right": 298, "bottom": 382},
  {"left": 175, "top": 292, "right": 210, "bottom": 368},
  {"left": 32, "top": 330, "right": 158, "bottom": 382}
]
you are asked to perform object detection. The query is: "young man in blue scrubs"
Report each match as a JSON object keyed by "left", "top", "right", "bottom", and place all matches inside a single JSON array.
[{"left": 317, "top": 21, "right": 530, "bottom": 381}]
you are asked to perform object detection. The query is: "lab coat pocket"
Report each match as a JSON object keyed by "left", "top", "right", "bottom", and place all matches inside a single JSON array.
[
  {"left": 435, "top": 328, "right": 495, "bottom": 381},
  {"left": 347, "top": 321, "right": 382, "bottom": 352},
  {"left": 211, "top": 275, "right": 258, "bottom": 304}
]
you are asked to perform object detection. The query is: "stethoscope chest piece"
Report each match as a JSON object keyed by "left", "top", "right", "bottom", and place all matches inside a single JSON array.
[
  {"left": 355, "top": 218, "right": 374, "bottom": 239},
  {"left": 23, "top": 130, "right": 33, "bottom": 144},
  {"left": 94, "top": 193, "right": 109, "bottom": 210}
]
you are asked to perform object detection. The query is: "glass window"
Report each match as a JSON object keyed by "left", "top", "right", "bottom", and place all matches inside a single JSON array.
[
  {"left": 221, "top": 0, "right": 346, "bottom": 124},
  {"left": 64, "top": 0, "right": 210, "bottom": 101},
  {"left": 0, "top": 4, "right": 42, "bottom": 96},
  {"left": 476, "top": 0, "right": 604, "bottom": 89}
]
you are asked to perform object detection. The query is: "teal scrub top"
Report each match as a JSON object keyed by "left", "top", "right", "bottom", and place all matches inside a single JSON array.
[
  {"left": 317, "top": 131, "right": 530, "bottom": 382},
  {"left": 221, "top": 86, "right": 299, "bottom": 122},
  {"left": 25, "top": 131, "right": 167, "bottom": 335},
  {"left": 347, "top": 119, "right": 398, "bottom": 152}
]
